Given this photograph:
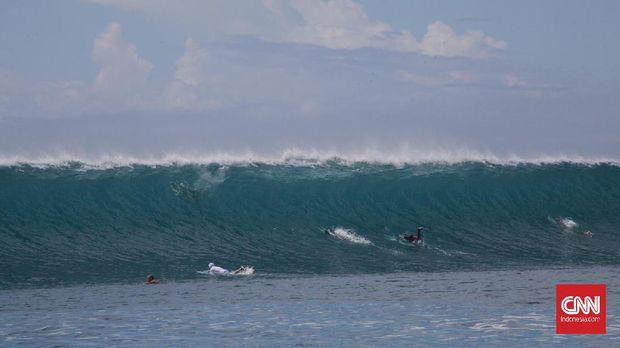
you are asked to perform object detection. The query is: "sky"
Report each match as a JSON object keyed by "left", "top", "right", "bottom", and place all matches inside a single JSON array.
[{"left": 0, "top": 0, "right": 619, "bottom": 163}]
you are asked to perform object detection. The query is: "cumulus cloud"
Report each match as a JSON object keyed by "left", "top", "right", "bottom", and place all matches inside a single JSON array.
[
  {"left": 93, "top": 22, "right": 153, "bottom": 103},
  {"left": 166, "top": 38, "right": 213, "bottom": 110},
  {"left": 174, "top": 39, "right": 207, "bottom": 86},
  {"left": 88, "top": 0, "right": 505, "bottom": 59},
  {"left": 1, "top": 3, "right": 510, "bottom": 119},
  {"left": 420, "top": 21, "right": 507, "bottom": 59},
  {"left": 286, "top": 0, "right": 417, "bottom": 51},
  {"left": 93, "top": 0, "right": 413, "bottom": 52}
]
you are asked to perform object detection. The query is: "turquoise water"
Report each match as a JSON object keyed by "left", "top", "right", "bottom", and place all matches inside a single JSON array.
[
  {"left": 1, "top": 161, "right": 619, "bottom": 288},
  {"left": 1, "top": 267, "right": 618, "bottom": 347}
]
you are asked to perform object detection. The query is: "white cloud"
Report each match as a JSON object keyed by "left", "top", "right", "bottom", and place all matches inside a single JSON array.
[
  {"left": 166, "top": 38, "right": 214, "bottom": 110},
  {"left": 1, "top": 3, "right": 511, "bottom": 119},
  {"left": 174, "top": 39, "right": 207, "bottom": 86},
  {"left": 164, "top": 38, "right": 327, "bottom": 112},
  {"left": 93, "top": 22, "right": 153, "bottom": 103},
  {"left": 2, "top": 23, "right": 156, "bottom": 116},
  {"left": 286, "top": 0, "right": 417, "bottom": 51},
  {"left": 420, "top": 21, "right": 507, "bottom": 59},
  {"left": 88, "top": 1, "right": 504, "bottom": 59}
]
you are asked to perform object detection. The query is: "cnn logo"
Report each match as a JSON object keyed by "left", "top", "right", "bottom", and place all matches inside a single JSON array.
[
  {"left": 561, "top": 296, "right": 600, "bottom": 315},
  {"left": 556, "top": 284, "right": 606, "bottom": 334}
]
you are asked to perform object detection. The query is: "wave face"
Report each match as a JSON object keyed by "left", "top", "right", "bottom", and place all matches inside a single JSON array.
[{"left": 1, "top": 161, "right": 620, "bottom": 287}]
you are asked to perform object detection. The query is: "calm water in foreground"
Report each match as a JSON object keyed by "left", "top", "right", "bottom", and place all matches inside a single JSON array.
[{"left": 1, "top": 266, "right": 618, "bottom": 347}]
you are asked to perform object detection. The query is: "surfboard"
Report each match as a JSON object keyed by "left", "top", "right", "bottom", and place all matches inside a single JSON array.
[{"left": 197, "top": 266, "right": 255, "bottom": 276}]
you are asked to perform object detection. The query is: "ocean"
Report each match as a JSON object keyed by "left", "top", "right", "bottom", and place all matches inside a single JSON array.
[{"left": 1, "top": 160, "right": 619, "bottom": 346}]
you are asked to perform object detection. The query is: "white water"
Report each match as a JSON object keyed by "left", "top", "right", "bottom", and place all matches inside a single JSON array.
[
  {"left": 329, "top": 228, "right": 372, "bottom": 245},
  {"left": 1, "top": 147, "right": 618, "bottom": 168}
]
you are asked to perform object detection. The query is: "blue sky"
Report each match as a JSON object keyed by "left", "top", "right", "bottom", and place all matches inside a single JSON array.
[{"left": 1, "top": 0, "right": 619, "bottom": 162}]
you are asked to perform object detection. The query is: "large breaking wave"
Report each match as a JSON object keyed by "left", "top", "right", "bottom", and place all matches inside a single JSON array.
[{"left": 1, "top": 157, "right": 619, "bottom": 288}]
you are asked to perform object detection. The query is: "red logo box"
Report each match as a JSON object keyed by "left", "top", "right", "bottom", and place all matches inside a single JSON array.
[{"left": 556, "top": 284, "right": 606, "bottom": 334}]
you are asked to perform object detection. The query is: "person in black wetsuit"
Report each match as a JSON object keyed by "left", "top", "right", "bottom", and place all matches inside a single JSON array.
[{"left": 404, "top": 226, "right": 423, "bottom": 243}]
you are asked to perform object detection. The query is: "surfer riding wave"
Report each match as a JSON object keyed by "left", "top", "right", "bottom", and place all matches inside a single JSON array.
[{"left": 404, "top": 227, "right": 424, "bottom": 244}]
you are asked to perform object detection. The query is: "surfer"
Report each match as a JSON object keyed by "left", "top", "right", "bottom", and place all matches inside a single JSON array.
[
  {"left": 583, "top": 230, "right": 593, "bottom": 237},
  {"left": 404, "top": 227, "right": 423, "bottom": 243},
  {"left": 208, "top": 263, "right": 247, "bottom": 275},
  {"left": 145, "top": 274, "right": 160, "bottom": 284},
  {"left": 555, "top": 217, "right": 577, "bottom": 229}
]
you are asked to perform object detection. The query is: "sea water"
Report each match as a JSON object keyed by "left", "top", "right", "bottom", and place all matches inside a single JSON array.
[
  {"left": 1, "top": 267, "right": 619, "bottom": 347},
  {"left": 1, "top": 161, "right": 619, "bottom": 346}
]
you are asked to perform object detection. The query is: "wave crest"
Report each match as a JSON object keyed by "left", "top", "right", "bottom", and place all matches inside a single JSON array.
[{"left": 0, "top": 148, "right": 618, "bottom": 168}]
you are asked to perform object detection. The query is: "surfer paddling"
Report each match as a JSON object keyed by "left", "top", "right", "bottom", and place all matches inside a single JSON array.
[
  {"left": 208, "top": 262, "right": 247, "bottom": 275},
  {"left": 145, "top": 274, "right": 160, "bottom": 284},
  {"left": 404, "top": 227, "right": 424, "bottom": 243}
]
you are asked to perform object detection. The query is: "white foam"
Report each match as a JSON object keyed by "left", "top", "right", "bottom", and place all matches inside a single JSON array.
[
  {"left": 557, "top": 217, "right": 578, "bottom": 229},
  {"left": 0, "top": 147, "right": 618, "bottom": 168},
  {"left": 234, "top": 266, "right": 255, "bottom": 275},
  {"left": 330, "top": 227, "right": 372, "bottom": 245}
]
